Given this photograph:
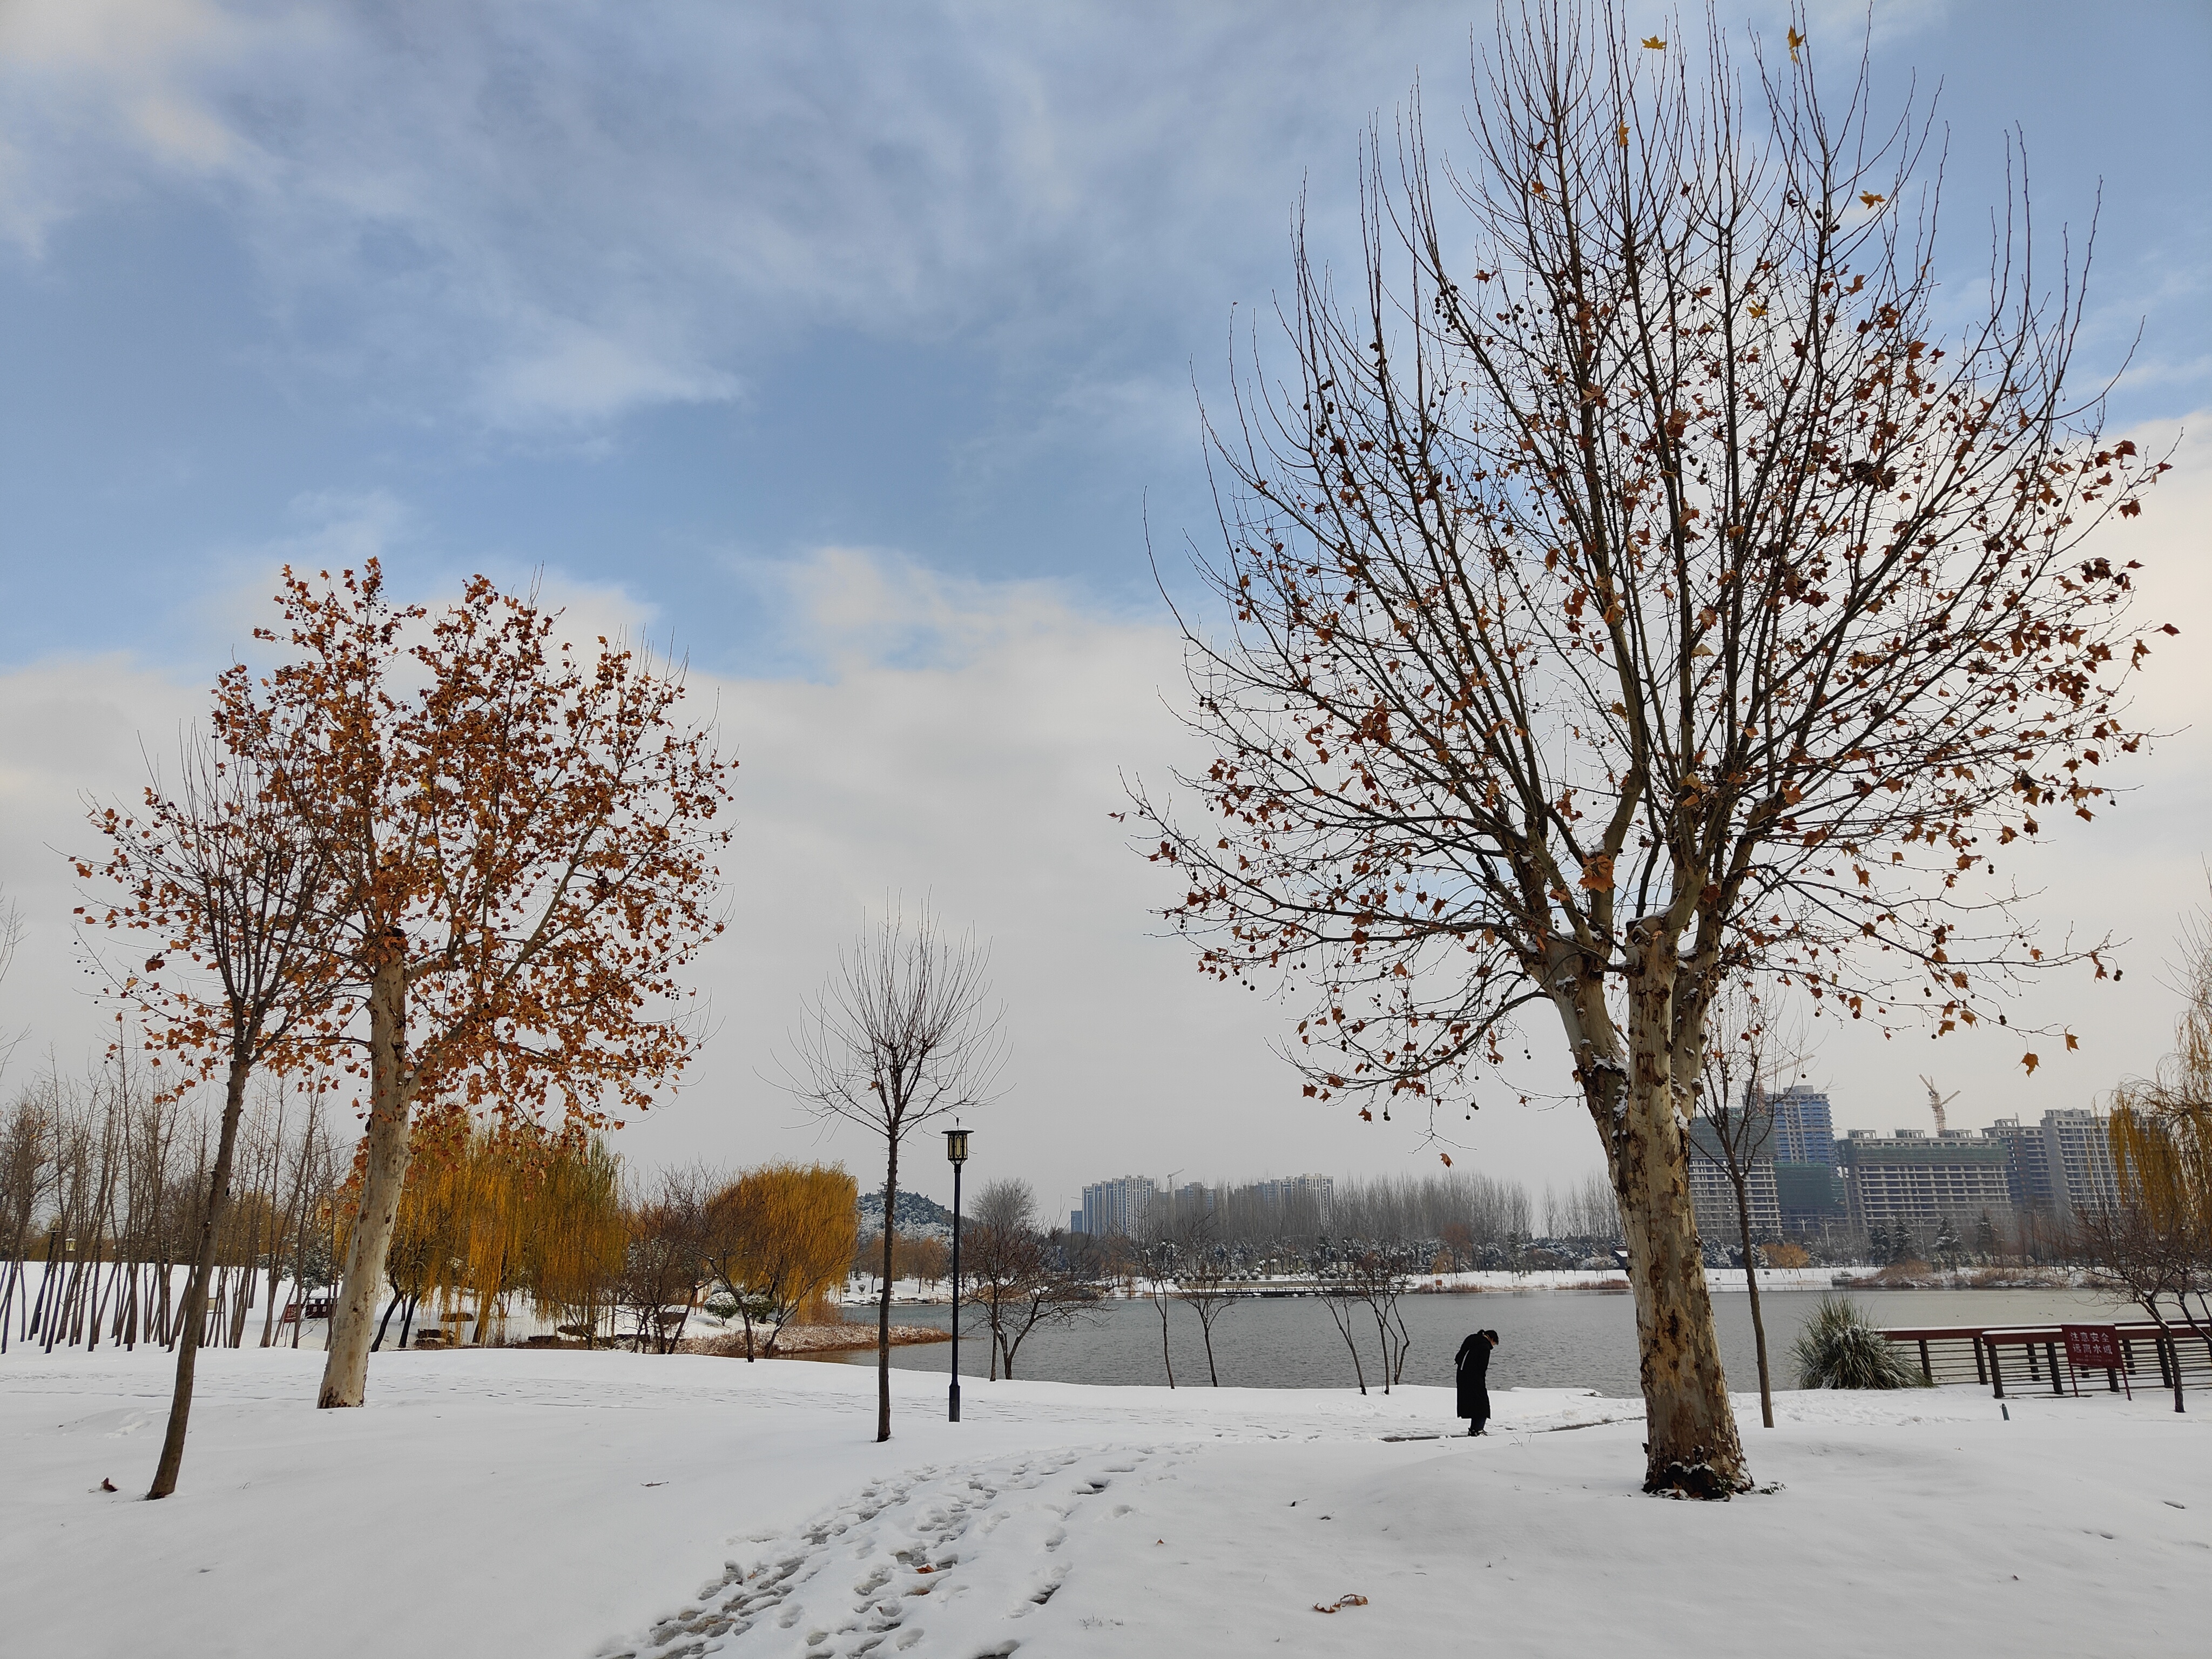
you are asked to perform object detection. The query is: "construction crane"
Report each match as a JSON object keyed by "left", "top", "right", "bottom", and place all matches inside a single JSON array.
[{"left": 1918, "top": 1075, "right": 1960, "bottom": 1135}]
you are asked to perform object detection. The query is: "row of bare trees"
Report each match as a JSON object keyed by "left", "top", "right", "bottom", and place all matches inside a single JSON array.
[{"left": 0, "top": 1061, "right": 343, "bottom": 1355}]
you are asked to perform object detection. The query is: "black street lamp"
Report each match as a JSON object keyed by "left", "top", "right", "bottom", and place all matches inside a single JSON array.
[{"left": 945, "top": 1125, "right": 970, "bottom": 1422}]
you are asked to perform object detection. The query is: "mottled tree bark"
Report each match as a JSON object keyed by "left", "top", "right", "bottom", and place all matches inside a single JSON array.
[{"left": 319, "top": 952, "right": 415, "bottom": 1409}]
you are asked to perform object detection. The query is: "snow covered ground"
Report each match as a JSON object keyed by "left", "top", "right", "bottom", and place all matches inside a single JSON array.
[{"left": 3, "top": 1346, "right": 2204, "bottom": 1658}]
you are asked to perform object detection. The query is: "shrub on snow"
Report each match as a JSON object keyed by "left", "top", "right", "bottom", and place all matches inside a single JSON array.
[{"left": 1791, "top": 1298, "right": 1926, "bottom": 1390}]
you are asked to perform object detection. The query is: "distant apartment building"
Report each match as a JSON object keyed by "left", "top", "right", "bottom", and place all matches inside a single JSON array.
[
  {"left": 1211, "top": 1173, "right": 1336, "bottom": 1237},
  {"left": 1172, "top": 1181, "right": 1215, "bottom": 1217},
  {"left": 1773, "top": 1162, "right": 1847, "bottom": 1233},
  {"left": 1686, "top": 1112, "right": 1782, "bottom": 1241},
  {"left": 1981, "top": 1108, "right": 2119, "bottom": 1225},
  {"left": 1765, "top": 1084, "right": 1837, "bottom": 1170},
  {"left": 1742, "top": 1083, "right": 1845, "bottom": 1233},
  {"left": 1837, "top": 1129, "right": 2014, "bottom": 1239},
  {"left": 1253, "top": 1172, "right": 1332, "bottom": 1209},
  {"left": 1076, "top": 1176, "right": 1157, "bottom": 1237}
]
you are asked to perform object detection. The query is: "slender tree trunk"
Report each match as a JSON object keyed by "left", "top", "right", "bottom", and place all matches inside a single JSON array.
[
  {"left": 147, "top": 1052, "right": 253, "bottom": 1500},
  {"left": 876, "top": 1139, "right": 899, "bottom": 1442},
  {"left": 1324, "top": 1294, "right": 1367, "bottom": 1394},
  {"left": 320, "top": 952, "right": 414, "bottom": 1409},
  {"left": 1734, "top": 1181, "right": 1774, "bottom": 1429},
  {"left": 372, "top": 1289, "right": 402, "bottom": 1351},
  {"left": 1152, "top": 1288, "right": 1176, "bottom": 1387}
]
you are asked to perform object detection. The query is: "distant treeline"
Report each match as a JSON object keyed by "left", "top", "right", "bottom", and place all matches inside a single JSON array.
[{"left": 1144, "top": 1170, "right": 1621, "bottom": 1251}]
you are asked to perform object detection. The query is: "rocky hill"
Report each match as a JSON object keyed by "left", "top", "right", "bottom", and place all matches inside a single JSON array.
[{"left": 855, "top": 1188, "right": 954, "bottom": 1242}]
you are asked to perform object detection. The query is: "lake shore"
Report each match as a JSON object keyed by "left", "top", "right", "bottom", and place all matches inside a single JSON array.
[{"left": 683, "top": 1320, "right": 954, "bottom": 1357}]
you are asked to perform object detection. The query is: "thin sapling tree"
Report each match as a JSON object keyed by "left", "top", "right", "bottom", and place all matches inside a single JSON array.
[{"left": 785, "top": 908, "right": 1003, "bottom": 1440}]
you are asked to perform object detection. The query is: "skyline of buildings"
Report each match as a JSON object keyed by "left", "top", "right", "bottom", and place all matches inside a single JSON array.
[
  {"left": 1070, "top": 1089, "right": 2122, "bottom": 1247},
  {"left": 1685, "top": 1087, "right": 2123, "bottom": 1244}
]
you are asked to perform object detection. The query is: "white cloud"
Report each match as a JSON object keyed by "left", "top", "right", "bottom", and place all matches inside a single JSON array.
[
  {"left": 1, "top": 540, "right": 1602, "bottom": 1213},
  {"left": 0, "top": 2, "right": 1459, "bottom": 429},
  {"left": 8, "top": 412, "right": 2202, "bottom": 1208}
]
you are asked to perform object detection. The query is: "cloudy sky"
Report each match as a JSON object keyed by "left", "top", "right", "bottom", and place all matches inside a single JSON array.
[{"left": 2, "top": 0, "right": 2207, "bottom": 1221}]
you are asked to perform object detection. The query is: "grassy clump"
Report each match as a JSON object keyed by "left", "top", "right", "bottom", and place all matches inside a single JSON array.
[{"left": 1791, "top": 1297, "right": 1927, "bottom": 1390}]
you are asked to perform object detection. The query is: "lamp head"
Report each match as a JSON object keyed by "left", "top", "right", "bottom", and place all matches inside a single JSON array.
[{"left": 944, "top": 1127, "right": 970, "bottom": 1165}]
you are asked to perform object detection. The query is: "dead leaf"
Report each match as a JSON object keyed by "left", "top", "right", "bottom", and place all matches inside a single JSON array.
[
  {"left": 1314, "top": 1594, "right": 1372, "bottom": 1613},
  {"left": 1787, "top": 26, "right": 1804, "bottom": 60},
  {"left": 2022, "top": 1052, "right": 2040, "bottom": 1076},
  {"left": 1642, "top": 35, "right": 1665, "bottom": 49},
  {"left": 1860, "top": 192, "right": 1886, "bottom": 208}
]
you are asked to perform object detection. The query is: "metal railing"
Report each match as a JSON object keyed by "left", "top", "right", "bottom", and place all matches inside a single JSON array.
[{"left": 1877, "top": 1321, "right": 2212, "bottom": 1397}]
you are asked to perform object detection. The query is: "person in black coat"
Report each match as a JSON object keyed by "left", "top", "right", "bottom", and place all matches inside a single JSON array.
[{"left": 1455, "top": 1328, "right": 1499, "bottom": 1435}]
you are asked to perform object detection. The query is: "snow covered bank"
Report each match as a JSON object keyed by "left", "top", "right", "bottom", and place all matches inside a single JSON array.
[{"left": 3, "top": 1348, "right": 2203, "bottom": 1657}]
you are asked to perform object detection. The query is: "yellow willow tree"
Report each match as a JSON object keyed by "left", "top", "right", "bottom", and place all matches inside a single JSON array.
[
  {"left": 701, "top": 1162, "right": 859, "bottom": 1358},
  {"left": 2089, "top": 900, "right": 2212, "bottom": 1407},
  {"left": 213, "top": 560, "right": 732, "bottom": 1408},
  {"left": 522, "top": 1135, "right": 626, "bottom": 1345},
  {"left": 1131, "top": 3, "right": 2168, "bottom": 1496},
  {"left": 76, "top": 733, "right": 343, "bottom": 1499}
]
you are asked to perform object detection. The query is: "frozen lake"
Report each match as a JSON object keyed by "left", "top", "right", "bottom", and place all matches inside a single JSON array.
[{"left": 818, "top": 1285, "right": 2130, "bottom": 1397}]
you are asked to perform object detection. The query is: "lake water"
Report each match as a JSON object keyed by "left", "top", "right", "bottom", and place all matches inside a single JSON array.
[{"left": 812, "top": 1286, "right": 2130, "bottom": 1397}]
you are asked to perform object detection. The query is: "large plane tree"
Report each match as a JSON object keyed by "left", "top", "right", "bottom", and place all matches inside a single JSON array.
[
  {"left": 1134, "top": 4, "right": 2168, "bottom": 1495},
  {"left": 206, "top": 562, "right": 733, "bottom": 1410}
]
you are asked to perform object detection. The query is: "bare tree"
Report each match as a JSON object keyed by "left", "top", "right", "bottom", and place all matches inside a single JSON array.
[
  {"left": 965, "top": 1178, "right": 1095, "bottom": 1379},
  {"left": 1132, "top": 3, "right": 2168, "bottom": 1495},
  {"left": 785, "top": 908, "right": 1003, "bottom": 1441},
  {"left": 619, "top": 1168, "right": 709, "bottom": 1354},
  {"left": 1171, "top": 1218, "right": 1242, "bottom": 1386},
  {"left": 1137, "top": 1222, "right": 1179, "bottom": 1389},
  {"left": 1315, "top": 1268, "right": 1371, "bottom": 1395},
  {"left": 2078, "top": 1195, "right": 2199, "bottom": 1415},
  {"left": 1696, "top": 981, "right": 1806, "bottom": 1429},
  {"left": 79, "top": 734, "right": 341, "bottom": 1499},
  {"left": 0, "top": 886, "right": 25, "bottom": 1086}
]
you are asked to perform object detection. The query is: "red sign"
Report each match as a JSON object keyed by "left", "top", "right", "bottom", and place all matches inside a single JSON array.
[{"left": 2062, "top": 1324, "right": 2122, "bottom": 1370}]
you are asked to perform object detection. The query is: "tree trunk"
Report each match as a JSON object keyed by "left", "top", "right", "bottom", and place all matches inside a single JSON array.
[
  {"left": 1601, "top": 968, "right": 1751, "bottom": 1499},
  {"left": 1734, "top": 1182, "right": 1774, "bottom": 1429},
  {"left": 147, "top": 1050, "right": 253, "bottom": 1500},
  {"left": 320, "top": 950, "right": 414, "bottom": 1409},
  {"left": 875, "top": 1139, "right": 898, "bottom": 1443},
  {"left": 1154, "top": 1290, "right": 1176, "bottom": 1387},
  {"left": 372, "top": 1289, "right": 402, "bottom": 1352}
]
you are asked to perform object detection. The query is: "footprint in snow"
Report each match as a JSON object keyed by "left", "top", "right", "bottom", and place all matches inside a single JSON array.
[{"left": 609, "top": 1447, "right": 1152, "bottom": 1658}]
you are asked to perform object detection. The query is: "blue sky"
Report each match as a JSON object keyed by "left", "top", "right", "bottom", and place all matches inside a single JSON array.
[
  {"left": 2, "top": 1, "right": 2208, "bottom": 1206},
  {"left": 5, "top": 1, "right": 2204, "bottom": 673}
]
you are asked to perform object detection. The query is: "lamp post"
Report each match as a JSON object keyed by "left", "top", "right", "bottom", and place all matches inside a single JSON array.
[{"left": 945, "top": 1125, "right": 970, "bottom": 1422}]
